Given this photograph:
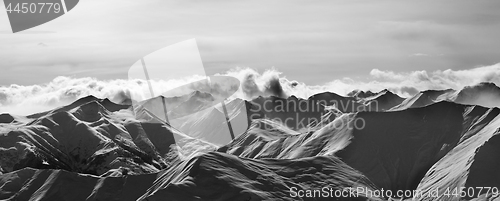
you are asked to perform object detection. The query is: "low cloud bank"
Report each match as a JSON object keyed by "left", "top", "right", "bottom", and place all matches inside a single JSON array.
[{"left": 1, "top": 64, "right": 499, "bottom": 115}]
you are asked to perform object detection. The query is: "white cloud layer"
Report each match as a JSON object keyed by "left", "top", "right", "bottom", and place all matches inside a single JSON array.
[{"left": 1, "top": 63, "right": 499, "bottom": 116}]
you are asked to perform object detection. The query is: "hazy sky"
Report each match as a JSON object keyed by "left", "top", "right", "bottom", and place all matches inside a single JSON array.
[{"left": 1, "top": 0, "right": 500, "bottom": 86}]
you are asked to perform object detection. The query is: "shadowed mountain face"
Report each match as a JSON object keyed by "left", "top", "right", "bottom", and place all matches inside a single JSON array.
[
  {"left": 134, "top": 92, "right": 250, "bottom": 146},
  {"left": 133, "top": 91, "right": 214, "bottom": 123},
  {"left": 308, "top": 92, "right": 366, "bottom": 113},
  {"left": 337, "top": 102, "right": 468, "bottom": 192},
  {"left": 170, "top": 99, "right": 249, "bottom": 146},
  {"left": 347, "top": 90, "right": 377, "bottom": 99},
  {"left": 0, "top": 114, "right": 15, "bottom": 124},
  {"left": 391, "top": 89, "right": 456, "bottom": 110},
  {"left": 245, "top": 95, "right": 335, "bottom": 131},
  {"left": 27, "top": 96, "right": 131, "bottom": 119},
  {"left": 363, "top": 90, "right": 405, "bottom": 111},
  {"left": 0, "top": 97, "right": 216, "bottom": 176},
  {"left": 454, "top": 82, "right": 500, "bottom": 108},
  {"left": 0, "top": 152, "right": 378, "bottom": 201},
  {"left": 1, "top": 84, "right": 500, "bottom": 200},
  {"left": 308, "top": 90, "right": 406, "bottom": 113},
  {"left": 219, "top": 101, "right": 500, "bottom": 198},
  {"left": 392, "top": 82, "right": 500, "bottom": 110}
]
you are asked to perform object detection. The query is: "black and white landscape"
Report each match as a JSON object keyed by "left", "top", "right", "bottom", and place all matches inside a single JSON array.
[
  {"left": 1, "top": 77, "right": 500, "bottom": 200},
  {"left": 2, "top": 0, "right": 500, "bottom": 201}
]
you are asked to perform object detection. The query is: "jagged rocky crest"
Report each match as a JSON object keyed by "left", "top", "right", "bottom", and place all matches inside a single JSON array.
[{"left": 1, "top": 83, "right": 500, "bottom": 200}]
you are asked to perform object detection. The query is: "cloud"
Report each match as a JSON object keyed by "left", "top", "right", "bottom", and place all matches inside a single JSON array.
[
  {"left": 368, "top": 64, "right": 500, "bottom": 90},
  {"left": 221, "top": 68, "right": 288, "bottom": 99},
  {"left": 369, "top": 69, "right": 407, "bottom": 80},
  {"left": 0, "top": 67, "right": 290, "bottom": 115},
  {"left": 1, "top": 64, "right": 500, "bottom": 115},
  {"left": 411, "top": 53, "right": 429, "bottom": 57},
  {"left": 279, "top": 63, "right": 500, "bottom": 98}
]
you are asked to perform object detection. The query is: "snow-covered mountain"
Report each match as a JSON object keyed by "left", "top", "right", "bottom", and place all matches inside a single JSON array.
[{"left": 1, "top": 83, "right": 500, "bottom": 200}]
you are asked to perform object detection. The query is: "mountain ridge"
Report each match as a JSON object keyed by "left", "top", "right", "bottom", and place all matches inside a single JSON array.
[{"left": 1, "top": 82, "right": 500, "bottom": 200}]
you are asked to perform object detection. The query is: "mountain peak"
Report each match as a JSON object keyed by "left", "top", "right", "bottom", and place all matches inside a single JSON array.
[
  {"left": 309, "top": 91, "right": 346, "bottom": 99},
  {"left": 468, "top": 82, "right": 500, "bottom": 90},
  {"left": 347, "top": 90, "right": 377, "bottom": 99},
  {"left": 0, "top": 113, "right": 15, "bottom": 124},
  {"left": 453, "top": 82, "right": 500, "bottom": 108},
  {"left": 378, "top": 89, "right": 390, "bottom": 94},
  {"left": 421, "top": 89, "right": 455, "bottom": 94},
  {"left": 478, "top": 81, "right": 499, "bottom": 87},
  {"left": 457, "top": 82, "right": 500, "bottom": 95},
  {"left": 71, "top": 100, "right": 108, "bottom": 122},
  {"left": 77, "top": 95, "right": 101, "bottom": 103},
  {"left": 374, "top": 90, "right": 400, "bottom": 99}
]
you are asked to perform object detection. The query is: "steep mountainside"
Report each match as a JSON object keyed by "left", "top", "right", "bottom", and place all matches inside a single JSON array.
[
  {"left": 392, "top": 82, "right": 500, "bottom": 110},
  {"left": 453, "top": 82, "right": 500, "bottom": 108},
  {"left": 0, "top": 98, "right": 216, "bottom": 176},
  {"left": 1, "top": 88, "right": 500, "bottom": 201},
  {"left": 246, "top": 95, "right": 335, "bottom": 130},
  {"left": 308, "top": 92, "right": 365, "bottom": 113},
  {"left": 219, "top": 101, "right": 500, "bottom": 200},
  {"left": 0, "top": 152, "right": 380, "bottom": 201}
]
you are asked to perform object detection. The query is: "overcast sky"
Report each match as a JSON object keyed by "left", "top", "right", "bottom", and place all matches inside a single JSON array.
[{"left": 1, "top": 0, "right": 500, "bottom": 86}]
